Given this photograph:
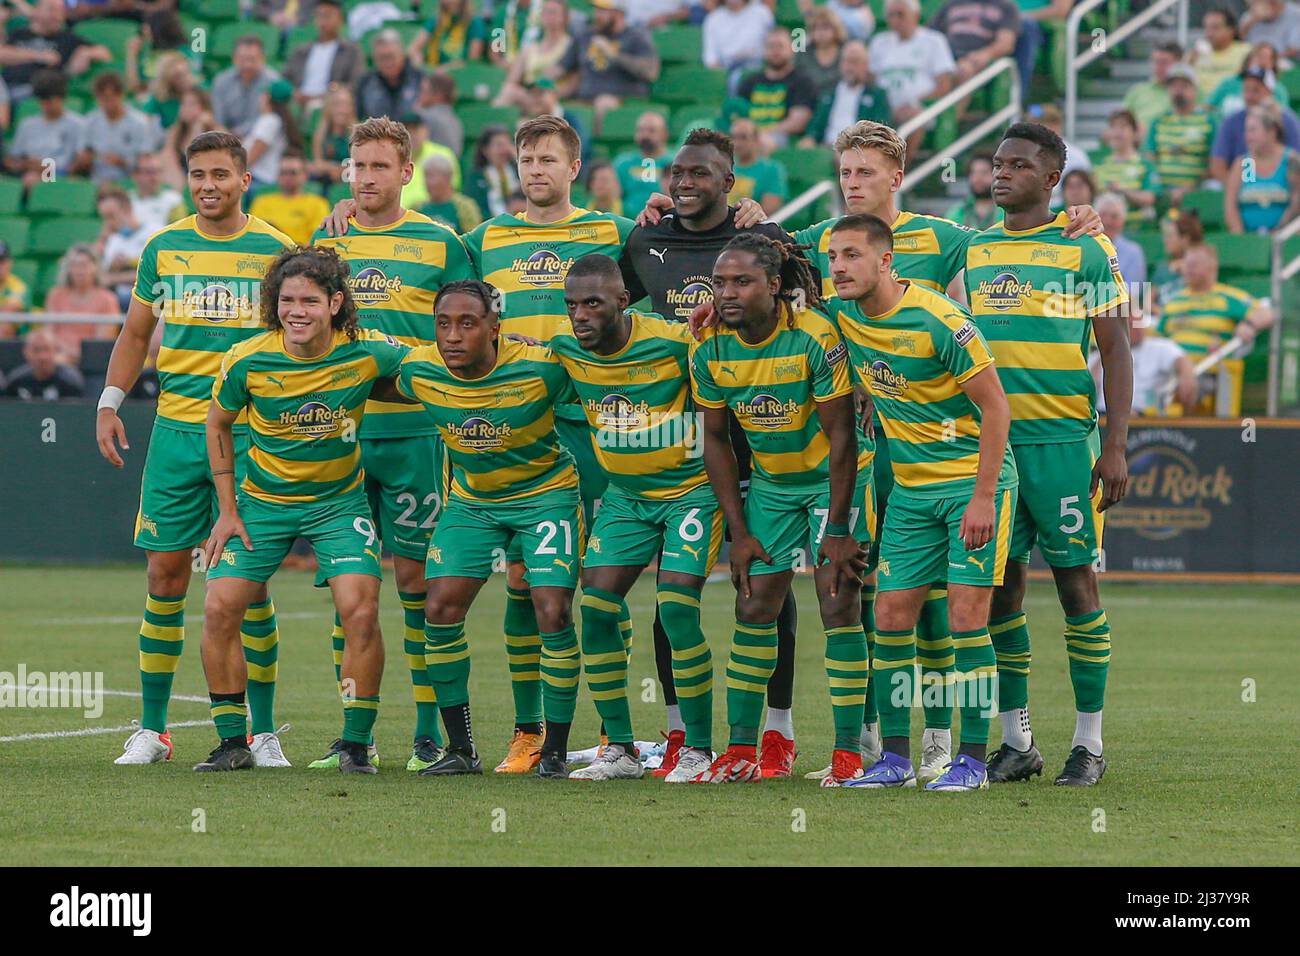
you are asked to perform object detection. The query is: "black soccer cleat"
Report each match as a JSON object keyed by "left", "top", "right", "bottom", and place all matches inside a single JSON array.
[
  {"left": 339, "top": 741, "right": 378, "bottom": 775},
  {"left": 536, "top": 752, "right": 569, "bottom": 779},
  {"left": 418, "top": 746, "right": 483, "bottom": 777},
  {"left": 987, "top": 740, "right": 1044, "bottom": 783},
  {"left": 1054, "top": 746, "right": 1106, "bottom": 786},
  {"left": 193, "top": 740, "right": 254, "bottom": 772}
]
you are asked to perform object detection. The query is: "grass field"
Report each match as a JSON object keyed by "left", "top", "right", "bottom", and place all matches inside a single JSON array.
[{"left": 1, "top": 565, "right": 1296, "bottom": 866}]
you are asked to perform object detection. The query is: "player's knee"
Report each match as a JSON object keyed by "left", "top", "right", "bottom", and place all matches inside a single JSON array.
[
  {"left": 991, "top": 569, "right": 1027, "bottom": 617},
  {"left": 817, "top": 592, "right": 859, "bottom": 629},
  {"left": 147, "top": 564, "right": 189, "bottom": 598},
  {"left": 337, "top": 595, "right": 379, "bottom": 633},
  {"left": 202, "top": 588, "right": 245, "bottom": 634},
  {"left": 533, "top": 593, "right": 572, "bottom": 633},
  {"left": 1055, "top": 567, "right": 1100, "bottom": 617},
  {"left": 873, "top": 598, "right": 912, "bottom": 634},
  {"left": 425, "top": 593, "right": 468, "bottom": 625},
  {"left": 506, "top": 561, "right": 528, "bottom": 590}
]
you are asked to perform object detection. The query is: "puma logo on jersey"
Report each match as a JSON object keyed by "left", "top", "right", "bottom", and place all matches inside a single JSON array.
[
  {"left": 174, "top": 254, "right": 192, "bottom": 268},
  {"left": 1068, "top": 536, "right": 1088, "bottom": 548},
  {"left": 967, "top": 555, "right": 987, "bottom": 572},
  {"left": 553, "top": 558, "right": 573, "bottom": 572},
  {"left": 364, "top": 548, "right": 381, "bottom": 562},
  {"left": 650, "top": 248, "right": 666, "bottom": 263},
  {"left": 267, "top": 374, "right": 286, "bottom": 390},
  {"left": 681, "top": 543, "right": 701, "bottom": 559},
  {"left": 719, "top": 365, "right": 737, "bottom": 379}
]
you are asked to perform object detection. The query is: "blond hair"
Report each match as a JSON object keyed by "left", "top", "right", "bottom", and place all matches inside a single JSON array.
[
  {"left": 807, "top": 6, "right": 848, "bottom": 46},
  {"left": 832, "top": 120, "right": 907, "bottom": 170},
  {"left": 349, "top": 115, "right": 412, "bottom": 167}
]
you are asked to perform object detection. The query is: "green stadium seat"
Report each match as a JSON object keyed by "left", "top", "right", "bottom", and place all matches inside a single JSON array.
[
  {"left": 563, "top": 102, "right": 595, "bottom": 136},
  {"left": 30, "top": 218, "right": 103, "bottom": 257},
  {"left": 1207, "top": 232, "right": 1274, "bottom": 276},
  {"left": 597, "top": 104, "right": 670, "bottom": 146},
  {"left": 653, "top": 65, "right": 728, "bottom": 107},
  {"left": 72, "top": 18, "right": 140, "bottom": 52},
  {"left": 1130, "top": 230, "right": 1163, "bottom": 266},
  {"left": 672, "top": 107, "right": 717, "bottom": 142},
  {"left": 26, "top": 181, "right": 98, "bottom": 217},
  {"left": 652, "top": 25, "right": 702, "bottom": 65},
  {"left": 0, "top": 218, "right": 31, "bottom": 256},
  {"left": 458, "top": 104, "right": 520, "bottom": 142},
  {"left": 447, "top": 63, "right": 508, "bottom": 102},
  {"left": 775, "top": 0, "right": 804, "bottom": 28},
  {"left": 11, "top": 257, "right": 39, "bottom": 292},
  {"left": 37, "top": 258, "right": 62, "bottom": 299},
  {"left": 1280, "top": 68, "right": 1300, "bottom": 100},
  {"left": 1233, "top": 277, "right": 1274, "bottom": 300},
  {"left": 211, "top": 22, "right": 282, "bottom": 61},
  {"left": 327, "top": 181, "right": 353, "bottom": 204},
  {"left": 0, "top": 179, "right": 23, "bottom": 215},
  {"left": 770, "top": 145, "right": 834, "bottom": 193},
  {"left": 1181, "top": 189, "right": 1225, "bottom": 229},
  {"left": 189, "top": 0, "right": 241, "bottom": 23},
  {"left": 286, "top": 23, "right": 317, "bottom": 54},
  {"left": 346, "top": 0, "right": 414, "bottom": 11}
]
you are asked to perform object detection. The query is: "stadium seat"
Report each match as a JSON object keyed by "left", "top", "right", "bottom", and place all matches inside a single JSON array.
[
  {"left": 0, "top": 179, "right": 23, "bottom": 215},
  {"left": 79, "top": 339, "right": 116, "bottom": 377},
  {"left": 771, "top": 145, "right": 835, "bottom": 194},
  {"left": 37, "top": 259, "right": 62, "bottom": 300},
  {"left": 26, "top": 181, "right": 97, "bottom": 217},
  {"left": 211, "top": 22, "right": 282, "bottom": 61},
  {"left": 1208, "top": 232, "right": 1273, "bottom": 276},
  {"left": 1130, "top": 230, "right": 1163, "bottom": 265},
  {"left": 653, "top": 65, "right": 728, "bottom": 107},
  {"left": 1181, "top": 189, "right": 1226, "bottom": 229},
  {"left": 71, "top": 17, "right": 139, "bottom": 52},
  {"left": 1233, "top": 277, "right": 1273, "bottom": 300},
  {"left": 458, "top": 104, "right": 520, "bottom": 143},
  {"left": 563, "top": 102, "right": 595, "bottom": 135},
  {"left": 0, "top": 339, "right": 24, "bottom": 373},
  {"left": 652, "top": 25, "right": 703, "bottom": 65},
  {"left": 448, "top": 63, "right": 508, "bottom": 102},
  {"left": 597, "top": 105, "right": 670, "bottom": 147},
  {"left": 11, "top": 258, "right": 39, "bottom": 291},
  {"left": 0, "top": 218, "right": 31, "bottom": 256},
  {"left": 286, "top": 23, "right": 317, "bottom": 53},
  {"left": 30, "top": 218, "right": 103, "bottom": 257},
  {"left": 775, "top": 0, "right": 804, "bottom": 28},
  {"left": 188, "top": 0, "right": 241, "bottom": 23},
  {"left": 672, "top": 107, "right": 717, "bottom": 142}
]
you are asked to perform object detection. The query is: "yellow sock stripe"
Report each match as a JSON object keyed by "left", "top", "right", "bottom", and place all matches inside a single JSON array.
[
  {"left": 246, "top": 662, "right": 277, "bottom": 682},
  {"left": 139, "top": 622, "right": 183, "bottom": 642},
  {"left": 243, "top": 602, "right": 275, "bottom": 622},
  {"left": 505, "top": 634, "right": 541, "bottom": 647},
  {"left": 400, "top": 598, "right": 424, "bottom": 612},
  {"left": 915, "top": 637, "right": 952, "bottom": 650},
  {"left": 951, "top": 634, "right": 992, "bottom": 650},
  {"left": 412, "top": 686, "right": 438, "bottom": 703},
  {"left": 1067, "top": 650, "right": 1111, "bottom": 664},
  {"left": 582, "top": 650, "right": 626, "bottom": 667},
  {"left": 239, "top": 630, "right": 278, "bottom": 652},
  {"left": 510, "top": 670, "right": 541, "bottom": 681},
  {"left": 823, "top": 656, "right": 870, "bottom": 671},
  {"left": 1065, "top": 637, "right": 1111, "bottom": 651},
  {"left": 145, "top": 596, "right": 186, "bottom": 615},
  {"left": 672, "top": 659, "right": 712, "bottom": 679},
  {"left": 580, "top": 594, "right": 623, "bottom": 615},
  {"left": 675, "top": 679, "right": 713, "bottom": 698},
  {"left": 427, "top": 645, "right": 471, "bottom": 664},
  {"left": 874, "top": 633, "right": 915, "bottom": 647},
  {"left": 139, "top": 651, "right": 182, "bottom": 673},
  {"left": 735, "top": 622, "right": 777, "bottom": 637},
  {"left": 728, "top": 660, "right": 776, "bottom": 680},
  {"left": 589, "top": 687, "right": 628, "bottom": 701},
  {"left": 210, "top": 702, "right": 245, "bottom": 719},
  {"left": 827, "top": 676, "right": 869, "bottom": 689},
  {"left": 989, "top": 614, "right": 1026, "bottom": 635},
  {"left": 919, "top": 669, "right": 957, "bottom": 684},
  {"left": 670, "top": 644, "right": 709, "bottom": 660},
  {"left": 657, "top": 591, "right": 701, "bottom": 608},
  {"left": 955, "top": 665, "right": 998, "bottom": 680},
  {"left": 331, "top": 624, "right": 346, "bottom": 639},
  {"left": 726, "top": 677, "right": 771, "bottom": 693},
  {"left": 872, "top": 656, "right": 916, "bottom": 670},
  {"left": 832, "top": 694, "right": 868, "bottom": 706},
  {"left": 343, "top": 698, "right": 380, "bottom": 711},
  {"left": 925, "top": 588, "right": 948, "bottom": 600},
  {"left": 825, "top": 625, "right": 861, "bottom": 637}
]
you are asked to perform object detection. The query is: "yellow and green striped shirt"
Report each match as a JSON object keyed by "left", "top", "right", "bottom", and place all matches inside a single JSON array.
[
  {"left": 1158, "top": 282, "right": 1254, "bottom": 357},
  {"left": 1144, "top": 107, "right": 1217, "bottom": 190}
]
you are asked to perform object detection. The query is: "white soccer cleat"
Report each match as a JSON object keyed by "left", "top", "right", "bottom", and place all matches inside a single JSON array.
[
  {"left": 664, "top": 746, "right": 714, "bottom": 783},
  {"left": 917, "top": 728, "right": 952, "bottom": 785},
  {"left": 568, "top": 743, "right": 645, "bottom": 781},
  {"left": 249, "top": 723, "right": 292, "bottom": 768},
  {"left": 805, "top": 724, "right": 883, "bottom": 779},
  {"left": 114, "top": 722, "right": 173, "bottom": 765}
]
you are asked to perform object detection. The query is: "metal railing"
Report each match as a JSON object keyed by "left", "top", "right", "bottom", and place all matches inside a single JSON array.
[
  {"left": 1065, "top": 0, "right": 1189, "bottom": 142},
  {"left": 1268, "top": 216, "right": 1300, "bottom": 416},
  {"left": 0, "top": 311, "right": 125, "bottom": 325}
]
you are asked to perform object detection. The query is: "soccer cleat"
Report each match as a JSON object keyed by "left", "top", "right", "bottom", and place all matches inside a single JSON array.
[
  {"left": 193, "top": 740, "right": 254, "bottom": 772},
  {"left": 664, "top": 746, "right": 714, "bottom": 783},
  {"left": 568, "top": 743, "right": 645, "bottom": 781},
  {"left": 758, "top": 730, "right": 797, "bottom": 778},
  {"left": 1054, "top": 745, "right": 1106, "bottom": 786},
  {"left": 987, "top": 739, "right": 1044, "bottom": 783},
  {"left": 839, "top": 751, "right": 917, "bottom": 789},
  {"left": 651, "top": 729, "right": 686, "bottom": 778},
  {"left": 805, "top": 725, "right": 882, "bottom": 779},
  {"left": 339, "top": 741, "right": 379, "bottom": 775},
  {"left": 249, "top": 723, "right": 292, "bottom": 768},
  {"left": 494, "top": 729, "right": 543, "bottom": 773},
  {"left": 406, "top": 736, "right": 445, "bottom": 772},
  {"left": 925, "top": 753, "right": 989, "bottom": 792},
  {"left": 308, "top": 737, "right": 380, "bottom": 770},
  {"left": 917, "top": 728, "right": 951, "bottom": 785},
  {"left": 693, "top": 745, "right": 762, "bottom": 784},
  {"left": 418, "top": 746, "right": 483, "bottom": 777},
  {"left": 536, "top": 752, "right": 570, "bottom": 779},
  {"left": 114, "top": 722, "right": 173, "bottom": 765},
  {"left": 819, "top": 748, "right": 865, "bottom": 788}
]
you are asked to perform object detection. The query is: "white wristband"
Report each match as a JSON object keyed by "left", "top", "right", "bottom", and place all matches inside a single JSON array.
[{"left": 97, "top": 386, "right": 126, "bottom": 412}]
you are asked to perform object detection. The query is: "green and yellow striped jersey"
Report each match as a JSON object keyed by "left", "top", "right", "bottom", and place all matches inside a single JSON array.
[
  {"left": 796, "top": 209, "right": 975, "bottom": 300},
  {"left": 550, "top": 310, "right": 707, "bottom": 501},
  {"left": 395, "top": 336, "right": 579, "bottom": 504},
  {"left": 132, "top": 214, "right": 294, "bottom": 432},
  {"left": 1158, "top": 282, "right": 1254, "bottom": 357},
  {"left": 213, "top": 328, "right": 409, "bottom": 503},
  {"left": 1143, "top": 107, "right": 1217, "bottom": 190},
  {"left": 311, "top": 209, "right": 475, "bottom": 439},
  {"left": 965, "top": 211, "right": 1129, "bottom": 445},
  {"left": 690, "top": 306, "right": 853, "bottom": 492},
  {"left": 1092, "top": 152, "right": 1160, "bottom": 226},
  {"left": 826, "top": 284, "right": 1017, "bottom": 497}
]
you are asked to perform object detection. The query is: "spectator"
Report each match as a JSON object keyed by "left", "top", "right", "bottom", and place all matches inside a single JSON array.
[
  {"left": 1240, "top": 0, "right": 1300, "bottom": 60},
  {"left": 1224, "top": 105, "right": 1300, "bottom": 233},
  {"left": 801, "top": 0, "right": 876, "bottom": 42},
  {"left": 870, "top": 0, "right": 956, "bottom": 153},
  {"left": 140, "top": 52, "right": 195, "bottom": 132},
  {"left": 161, "top": 88, "right": 216, "bottom": 192},
  {"left": 418, "top": 153, "right": 483, "bottom": 232},
  {"left": 494, "top": 0, "right": 574, "bottom": 108},
  {"left": 1030, "top": 102, "right": 1092, "bottom": 204},
  {"left": 0, "top": 0, "right": 111, "bottom": 101},
  {"left": 409, "top": 0, "right": 487, "bottom": 68},
  {"left": 1208, "top": 43, "right": 1290, "bottom": 117},
  {"left": 356, "top": 29, "right": 426, "bottom": 120},
  {"left": 1096, "top": 191, "right": 1147, "bottom": 291},
  {"left": 625, "top": 0, "right": 698, "bottom": 30},
  {"left": 1094, "top": 109, "right": 1159, "bottom": 227},
  {"left": 245, "top": 80, "right": 305, "bottom": 191},
  {"left": 130, "top": 153, "right": 183, "bottom": 234},
  {"left": 728, "top": 115, "right": 789, "bottom": 215},
  {"left": 558, "top": 0, "right": 660, "bottom": 132},
  {"left": 800, "top": 6, "right": 849, "bottom": 101},
  {"left": 308, "top": 84, "right": 356, "bottom": 186},
  {"left": 211, "top": 34, "right": 280, "bottom": 139},
  {"left": 1209, "top": 66, "right": 1300, "bottom": 180},
  {"left": 1010, "top": 1, "right": 1072, "bottom": 106},
  {"left": 801, "top": 40, "right": 893, "bottom": 148},
  {"left": 124, "top": 9, "right": 200, "bottom": 97},
  {"left": 737, "top": 27, "right": 819, "bottom": 149},
  {"left": 483, "top": 0, "right": 546, "bottom": 67},
  {"left": 944, "top": 151, "right": 1000, "bottom": 230},
  {"left": 613, "top": 111, "right": 672, "bottom": 215},
  {"left": 250, "top": 150, "right": 331, "bottom": 246},
  {"left": 2, "top": 328, "right": 85, "bottom": 401},
  {"left": 1152, "top": 209, "right": 1203, "bottom": 304},
  {"left": 251, "top": 0, "right": 314, "bottom": 28},
  {"left": 1059, "top": 168, "right": 1096, "bottom": 209},
  {"left": 1090, "top": 304, "right": 1198, "bottom": 415},
  {"left": 415, "top": 71, "right": 465, "bottom": 157},
  {"left": 929, "top": 0, "right": 1020, "bottom": 85},
  {"left": 42, "top": 244, "right": 120, "bottom": 366},
  {"left": 584, "top": 159, "right": 624, "bottom": 215},
  {"left": 398, "top": 113, "right": 462, "bottom": 210},
  {"left": 526, "top": 78, "right": 593, "bottom": 167},
  {"left": 285, "top": 0, "right": 366, "bottom": 111},
  {"left": 4, "top": 70, "right": 84, "bottom": 187},
  {"left": 97, "top": 189, "right": 153, "bottom": 311},
  {"left": 0, "top": 74, "right": 10, "bottom": 131},
  {"left": 1144, "top": 64, "right": 1217, "bottom": 204},
  {"left": 464, "top": 125, "right": 520, "bottom": 218},
  {"left": 1123, "top": 41, "right": 1182, "bottom": 136},
  {"left": 0, "top": 240, "right": 32, "bottom": 325},
  {"left": 702, "top": 0, "right": 775, "bottom": 87},
  {"left": 1191, "top": 7, "right": 1252, "bottom": 100},
  {"left": 75, "top": 71, "right": 158, "bottom": 185}
]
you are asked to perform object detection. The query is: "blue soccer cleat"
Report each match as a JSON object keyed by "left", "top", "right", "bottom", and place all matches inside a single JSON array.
[
  {"left": 840, "top": 751, "right": 917, "bottom": 789},
  {"left": 924, "top": 753, "right": 989, "bottom": 792}
]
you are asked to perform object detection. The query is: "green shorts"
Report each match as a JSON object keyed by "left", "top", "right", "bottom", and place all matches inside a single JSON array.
[
  {"left": 208, "top": 490, "right": 384, "bottom": 584},
  {"left": 428, "top": 490, "right": 585, "bottom": 589},
  {"left": 876, "top": 485, "right": 1017, "bottom": 592},
  {"left": 585, "top": 486, "right": 724, "bottom": 578},
  {"left": 742, "top": 473, "right": 874, "bottom": 577},
  {"left": 362, "top": 434, "right": 447, "bottom": 562},
  {"left": 1009, "top": 432, "right": 1104, "bottom": 568},
  {"left": 134, "top": 422, "right": 251, "bottom": 552},
  {"left": 505, "top": 413, "right": 603, "bottom": 565}
]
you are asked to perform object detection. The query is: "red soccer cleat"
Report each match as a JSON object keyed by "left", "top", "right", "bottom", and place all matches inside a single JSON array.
[
  {"left": 819, "top": 748, "right": 865, "bottom": 787},
  {"left": 758, "top": 729, "right": 797, "bottom": 778},
  {"left": 693, "top": 745, "right": 762, "bottom": 783},
  {"left": 652, "top": 729, "right": 686, "bottom": 778}
]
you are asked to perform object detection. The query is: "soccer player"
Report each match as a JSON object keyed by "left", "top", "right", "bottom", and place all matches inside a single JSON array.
[
  {"left": 691, "top": 234, "right": 870, "bottom": 786},
  {"left": 198, "top": 246, "right": 409, "bottom": 773},
  {"left": 966, "top": 122, "right": 1132, "bottom": 787},
  {"left": 824, "top": 214, "right": 1018, "bottom": 792},
  {"left": 95, "top": 131, "right": 293, "bottom": 767},
  {"left": 309, "top": 116, "right": 475, "bottom": 773},
  {"left": 551, "top": 254, "right": 722, "bottom": 782},
  {"left": 394, "top": 280, "right": 584, "bottom": 779}
]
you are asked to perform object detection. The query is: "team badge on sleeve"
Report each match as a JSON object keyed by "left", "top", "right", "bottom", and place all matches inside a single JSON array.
[
  {"left": 953, "top": 321, "right": 977, "bottom": 347},
  {"left": 826, "top": 342, "right": 847, "bottom": 365}
]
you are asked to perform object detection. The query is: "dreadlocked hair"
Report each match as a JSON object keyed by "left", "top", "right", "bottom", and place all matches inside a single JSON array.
[
  {"left": 261, "top": 245, "right": 359, "bottom": 340},
  {"left": 434, "top": 279, "right": 502, "bottom": 317},
  {"left": 718, "top": 232, "right": 822, "bottom": 327}
]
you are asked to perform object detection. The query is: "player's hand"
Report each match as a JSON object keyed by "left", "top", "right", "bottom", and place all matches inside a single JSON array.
[
  {"left": 734, "top": 197, "right": 765, "bottom": 228},
  {"left": 729, "top": 532, "right": 773, "bottom": 599},
  {"left": 1063, "top": 203, "right": 1103, "bottom": 239},
  {"left": 816, "top": 533, "right": 867, "bottom": 596},
  {"left": 321, "top": 198, "right": 357, "bottom": 237},
  {"left": 636, "top": 192, "right": 673, "bottom": 227},
  {"left": 96, "top": 408, "right": 129, "bottom": 468},
  {"left": 855, "top": 388, "right": 875, "bottom": 438},
  {"left": 202, "top": 509, "right": 252, "bottom": 572},
  {"left": 503, "top": 332, "right": 543, "bottom": 346},
  {"left": 959, "top": 493, "right": 996, "bottom": 550},
  {"left": 1091, "top": 442, "right": 1129, "bottom": 512},
  {"left": 687, "top": 301, "right": 718, "bottom": 341}
]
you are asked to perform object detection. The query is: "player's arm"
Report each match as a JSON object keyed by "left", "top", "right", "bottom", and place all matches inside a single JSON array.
[
  {"left": 1172, "top": 349, "right": 1198, "bottom": 411},
  {"left": 813, "top": 393, "right": 867, "bottom": 595},
  {"left": 955, "top": 365, "right": 1011, "bottom": 549},
  {"left": 1091, "top": 308, "right": 1132, "bottom": 511},
  {"left": 1223, "top": 158, "right": 1246, "bottom": 233},
  {"left": 369, "top": 377, "right": 417, "bottom": 404},
  {"left": 95, "top": 293, "right": 161, "bottom": 467},
  {"left": 1061, "top": 204, "right": 1103, "bottom": 239},
  {"left": 636, "top": 193, "right": 765, "bottom": 227},
  {"left": 201, "top": 399, "right": 252, "bottom": 571}
]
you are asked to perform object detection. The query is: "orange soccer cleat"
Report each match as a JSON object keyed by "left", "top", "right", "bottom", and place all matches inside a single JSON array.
[
  {"left": 758, "top": 729, "right": 797, "bottom": 778},
  {"left": 493, "top": 729, "right": 543, "bottom": 773}
]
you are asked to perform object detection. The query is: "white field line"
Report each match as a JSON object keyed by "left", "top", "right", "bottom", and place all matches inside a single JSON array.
[
  {"left": 0, "top": 718, "right": 211, "bottom": 743},
  {"left": 8, "top": 685, "right": 208, "bottom": 704}
]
